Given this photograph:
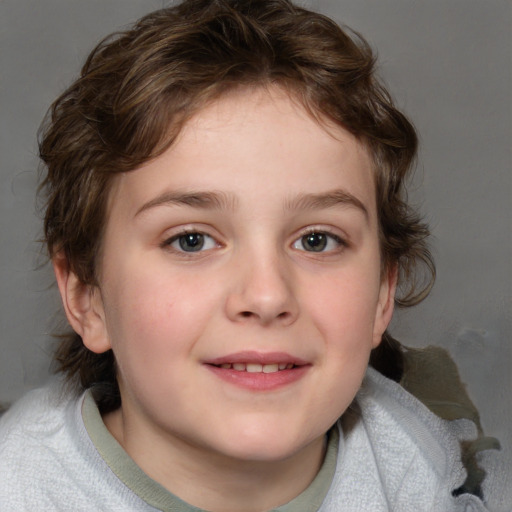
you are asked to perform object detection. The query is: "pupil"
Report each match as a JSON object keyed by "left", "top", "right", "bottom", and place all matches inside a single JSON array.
[
  {"left": 303, "top": 233, "right": 327, "bottom": 252},
  {"left": 179, "top": 233, "right": 204, "bottom": 252}
]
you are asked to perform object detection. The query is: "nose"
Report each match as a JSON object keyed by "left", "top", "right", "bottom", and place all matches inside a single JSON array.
[{"left": 225, "top": 249, "right": 299, "bottom": 327}]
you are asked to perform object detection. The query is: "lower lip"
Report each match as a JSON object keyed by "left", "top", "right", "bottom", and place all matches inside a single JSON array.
[{"left": 205, "top": 365, "right": 310, "bottom": 391}]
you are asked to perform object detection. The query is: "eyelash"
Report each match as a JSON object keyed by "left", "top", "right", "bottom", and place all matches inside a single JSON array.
[
  {"left": 160, "top": 230, "right": 219, "bottom": 254},
  {"left": 292, "top": 229, "right": 347, "bottom": 254},
  {"left": 160, "top": 227, "right": 347, "bottom": 256}
]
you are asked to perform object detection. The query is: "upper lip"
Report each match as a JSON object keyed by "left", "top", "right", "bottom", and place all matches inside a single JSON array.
[{"left": 204, "top": 351, "right": 309, "bottom": 366}]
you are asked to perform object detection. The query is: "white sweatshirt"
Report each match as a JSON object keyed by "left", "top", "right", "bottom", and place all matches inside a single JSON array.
[{"left": 0, "top": 368, "right": 505, "bottom": 511}]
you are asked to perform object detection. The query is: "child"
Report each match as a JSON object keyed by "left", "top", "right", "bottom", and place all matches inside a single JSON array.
[{"left": 0, "top": 0, "right": 503, "bottom": 510}]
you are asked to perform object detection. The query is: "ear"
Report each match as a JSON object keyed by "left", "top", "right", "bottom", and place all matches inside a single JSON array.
[
  {"left": 372, "top": 264, "right": 398, "bottom": 348},
  {"left": 53, "top": 253, "right": 111, "bottom": 354}
]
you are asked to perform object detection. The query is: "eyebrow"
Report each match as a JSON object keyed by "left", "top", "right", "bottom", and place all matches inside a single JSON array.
[
  {"left": 135, "top": 190, "right": 238, "bottom": 217},
  {"left": 135, "top": 188, "right": 369, "bottom": 220},
  {"left": 284, "top": 189, "right": 369, "bottom": 220}
]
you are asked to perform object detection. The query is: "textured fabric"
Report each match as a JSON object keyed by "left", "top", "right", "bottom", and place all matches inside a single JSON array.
[
  {"left": 0, "top": 369, "right": 504, "bottom": 511},
  {"left": 317, "top": 368, "right": 501, "bottom": 512},
  {"left": 400, "top": 345, "right": 502, "bottom": 499},
  {"left": 0, "top": 379, "right": 161, "bottom": 512}
]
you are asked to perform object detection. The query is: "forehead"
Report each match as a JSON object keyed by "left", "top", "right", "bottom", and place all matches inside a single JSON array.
[{"left": 108, "top": 86, "right": 377, "bottom": 219}]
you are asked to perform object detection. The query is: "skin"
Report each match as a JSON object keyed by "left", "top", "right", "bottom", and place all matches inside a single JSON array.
[{"left": 54, "top": 87, "right": 396, "bottom": 512}]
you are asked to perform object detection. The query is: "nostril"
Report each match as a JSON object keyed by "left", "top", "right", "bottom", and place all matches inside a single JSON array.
[{"left": 238, "top": 311, "right": 290, "bottom": 320}]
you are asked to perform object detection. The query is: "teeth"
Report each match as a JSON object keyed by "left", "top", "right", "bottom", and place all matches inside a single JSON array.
[{"left": 219, "top": 362, "right": 295, "bottom": 372}]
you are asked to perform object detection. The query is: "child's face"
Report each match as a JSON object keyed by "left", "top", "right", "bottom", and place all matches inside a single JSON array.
[{"left": 73, "top": 87, "right": 395, "bottom": 464}]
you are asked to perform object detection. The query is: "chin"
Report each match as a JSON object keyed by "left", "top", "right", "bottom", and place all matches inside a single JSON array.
[
  {"left": 210, "top": 423, "right": 321, "bottom": 463},
  {"left": 219, "top": 442, "right": 302, "bottom": 463}
]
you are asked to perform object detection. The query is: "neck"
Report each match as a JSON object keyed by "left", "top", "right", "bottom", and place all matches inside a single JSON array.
[{"left": 104, "top": 407, "right": 326, "bottom": 512}]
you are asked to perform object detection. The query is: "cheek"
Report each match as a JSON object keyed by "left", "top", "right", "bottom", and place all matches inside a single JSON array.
[
  {"left": 304, "top": 267, "right": 382, "bottom": 392},
  {"left": 306, "top": 272, "right": 381, "bottom": 405},
  {"left": 101, "top": 275, "right": 201, "bottom": 407},
  {"left": 308, "top": 269, "right": 381, "bottom": 336},
  {"left": 102, "top": 269, "right": 202, "bottom": 359}
]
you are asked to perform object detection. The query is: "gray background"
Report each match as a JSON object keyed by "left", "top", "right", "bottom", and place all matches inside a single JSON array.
[{"left": 1, "top": 0, "right": 510, "bottom": 499}]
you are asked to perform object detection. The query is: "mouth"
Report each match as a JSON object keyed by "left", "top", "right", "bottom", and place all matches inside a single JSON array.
[
  {"left": 211, "top": 362, "right": 296, "bottom": 373},
  {"left": 204, "top": 351, "right": 310, "bottom": 391}
]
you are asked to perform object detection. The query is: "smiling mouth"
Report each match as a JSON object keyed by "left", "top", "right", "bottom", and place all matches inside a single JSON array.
[
  {"left": 204, "top": 351, "right": 309, "bottom": 390},
  {"left": 211, "top": 362, "right": 296, "bottom": 373},
  {"left": 204, "top": 352, "right": 309, "bottom": 390}
]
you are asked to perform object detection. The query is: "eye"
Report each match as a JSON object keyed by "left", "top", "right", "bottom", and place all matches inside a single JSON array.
[
  {"left": 293, "top": 231, "right": 345, "bottom": 253},
  {"left": 165, "top": 232, "right": 218, "bottom": 253}
]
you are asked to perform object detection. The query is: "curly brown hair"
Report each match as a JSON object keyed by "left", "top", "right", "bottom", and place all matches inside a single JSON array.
[{"left": 39, "top": 0, "right": 434, "bottom": 412}]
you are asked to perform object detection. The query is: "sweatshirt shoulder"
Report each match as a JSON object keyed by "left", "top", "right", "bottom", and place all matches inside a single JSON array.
[
  {"left": 0, "top": 380, "right": 80, "bottom": 470},
  {"left": 1, "top": 380, "right": 71, "bottom": 434}
]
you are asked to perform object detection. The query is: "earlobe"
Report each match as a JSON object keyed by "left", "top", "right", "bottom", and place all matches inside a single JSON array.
[
  {"left": 372, "top": 265, "right": 398, "bottom": 348},
  {"left": 52, "top": 254, "right": 111, "bottom": 354}
]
